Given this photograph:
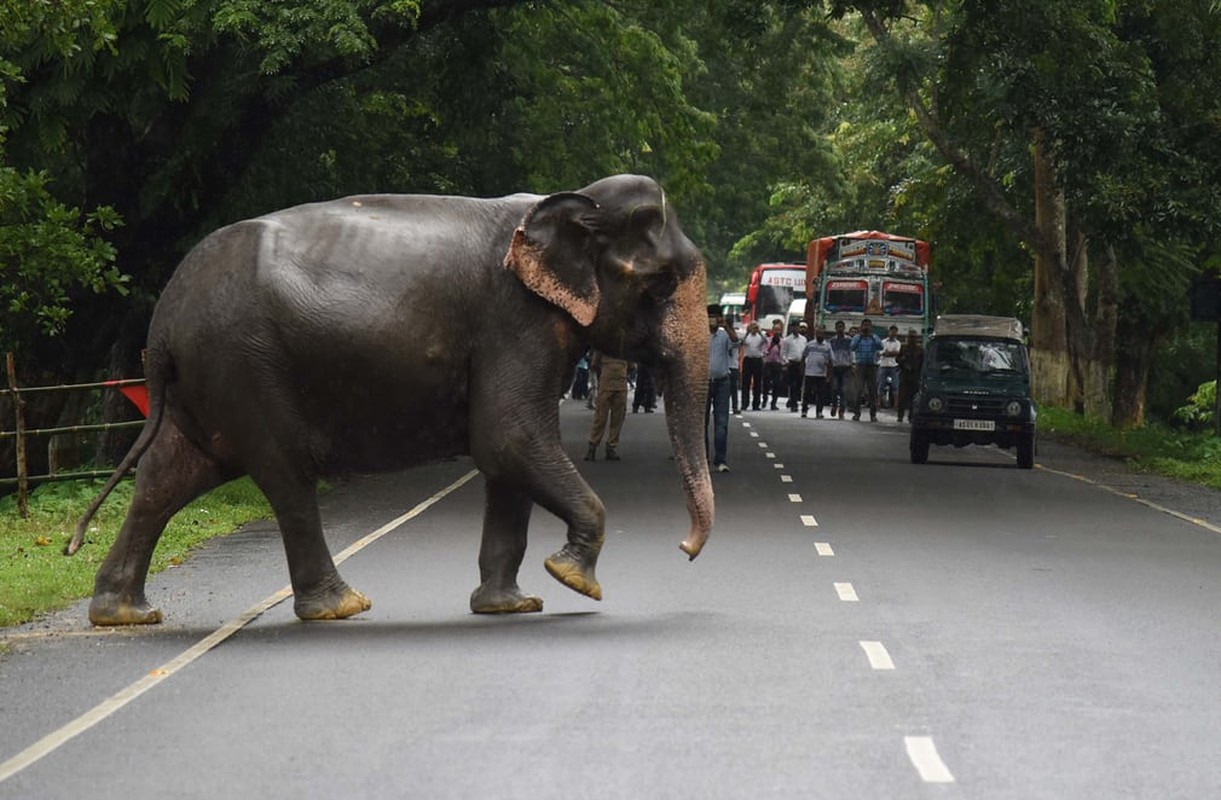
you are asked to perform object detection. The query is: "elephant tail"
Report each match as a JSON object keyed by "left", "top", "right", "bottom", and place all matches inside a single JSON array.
[{"left": 64, "top": 349, "right": 172, "bottom": 556}]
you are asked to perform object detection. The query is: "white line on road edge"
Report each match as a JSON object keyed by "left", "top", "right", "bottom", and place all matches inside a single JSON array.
[
  {"left": 834, "top": 582, "right": 859, "bottom": 602},
  {"left": 859, "top": 640, "right": 895, "bottom": 670},
  {"left": 0, "top": 469, "right": 479, "bottom": 786},
  {"left": 1038, "top": 465, "right": 1221, "bottom": 536},
  {"left": 905, "top": 736, "right": 955, "bottom": 783},
  {"left": 814, "top": 542, "right": 834, "bottom": 556},
  {"left": 800, "top": 514, "right": 819, "bottom": 527}
]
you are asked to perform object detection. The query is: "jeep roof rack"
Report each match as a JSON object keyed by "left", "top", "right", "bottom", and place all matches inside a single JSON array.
[{"left": 932, "top": 314, "right": 1024, "bottom": 341}]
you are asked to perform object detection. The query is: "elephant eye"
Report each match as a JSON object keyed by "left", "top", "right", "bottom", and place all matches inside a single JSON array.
[{"left": 642, "top": 267, "right": 679, "bottom": 300}]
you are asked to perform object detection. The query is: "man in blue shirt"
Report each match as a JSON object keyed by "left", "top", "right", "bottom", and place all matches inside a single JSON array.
[
  {"left": 850, "top": 317, "right": 883, "bottom": 421},
  {"left": 705, "top": 303, "right": 739, "bottom": 472}
]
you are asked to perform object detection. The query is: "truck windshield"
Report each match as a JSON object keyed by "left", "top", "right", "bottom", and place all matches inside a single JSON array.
[
  {"left": 825, "top": 280, "right": 867, "bottom": 312},
  {"left": 882, "top": 282, "right": 924, "bottom": 315},
  {"left": 928, "top": 339, "right": 1027, "bottom": 375}
]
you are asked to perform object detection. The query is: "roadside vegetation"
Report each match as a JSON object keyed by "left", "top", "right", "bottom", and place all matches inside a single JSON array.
[
  {"left": 1042, "top": 400, "right": 1221, "bottom": 491},
  {"left": 0, "top": 478, "right": 271, "bottom": 629}
]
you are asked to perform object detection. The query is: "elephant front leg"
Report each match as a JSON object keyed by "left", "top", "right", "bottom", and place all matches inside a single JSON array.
[
  {"left": 470, "top": 480, "right": 543, "bottom": 614},
  {"left": 531, "top": 469, "right": 606, "bottom": 602}
]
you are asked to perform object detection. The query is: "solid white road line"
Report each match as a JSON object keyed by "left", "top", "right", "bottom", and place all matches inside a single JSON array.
[
  {"left": 859, "top": 640, "right": 895, "bottom": 670},
  {"left": 800, "top": 514, "right": 819, "bottom": 527},
  {"left": 814, "top": 542, "right": 834, "bottom": 556},
  {"left": 905, "top": 736, "right": 955, "bottom": 783},
  {"left": 0, "top": 469, "right": 480, "bottom": 786},
  {"left": 834, "top": 582, "right": 859, "bottom": 602}
]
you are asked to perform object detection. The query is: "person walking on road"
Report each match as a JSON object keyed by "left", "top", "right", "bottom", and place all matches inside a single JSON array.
[
  {"left": 586, "top": 352, "right": 629, "bottom": 460},
  {"left": 896, "top": 328, "right": 924, "bottom": 423},
  {"left": 739, "top": 320, "right": 767, "bottom": 411},
  {"left": 850, "top": 317, "right": 883, "bottom": 421},
  {"left": 781, "top": 321, "right": 808, "bottom": 412},
  {"left": 878, "top": 325, "right": 902, "bottom": 408},
  {"left": 763, "top": 319, "right": 784, "bottom": 410},
  {"left": 801, "top": 327, "right": 833, "bottom": 418},
  {"left": 705, "top": 304, "right": 738, "bottom": 472},
  {"left": 827, "top": 320, "right": 853, "bottom": 419}
]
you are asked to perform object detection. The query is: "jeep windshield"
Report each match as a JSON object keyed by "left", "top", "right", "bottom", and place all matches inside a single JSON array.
[{"left": 927, "top": 338, "right": 1028, "bottom": 377}]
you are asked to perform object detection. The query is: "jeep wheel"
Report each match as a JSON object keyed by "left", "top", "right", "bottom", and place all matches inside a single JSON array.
[
  {"left": 910, "top": 430, "right": 929, "bottom": 464},
  {"left": 1016, "top": 431, "right": 1035, "bottom": 469}
]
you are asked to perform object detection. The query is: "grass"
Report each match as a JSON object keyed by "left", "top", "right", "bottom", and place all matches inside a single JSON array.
[
  {"left": 0, "top": 477, "right": 272, "bottom": 628},
  {"left": 1040, "top": 406, "right": 1221, "bottom": 489}
]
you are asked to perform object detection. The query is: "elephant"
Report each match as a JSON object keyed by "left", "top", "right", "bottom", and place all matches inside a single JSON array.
[{"left": 69, "top": 174, "right": 715, "bottom": 625}]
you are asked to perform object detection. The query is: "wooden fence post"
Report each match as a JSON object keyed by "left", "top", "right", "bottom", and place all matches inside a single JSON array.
[{"left": 5, "top": 352, "right": 29, "bottom": 518}]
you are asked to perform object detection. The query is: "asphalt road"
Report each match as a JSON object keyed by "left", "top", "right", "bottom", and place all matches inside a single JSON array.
[{"left": 3, "top": 395, "right": 1221, "bottom": 799}]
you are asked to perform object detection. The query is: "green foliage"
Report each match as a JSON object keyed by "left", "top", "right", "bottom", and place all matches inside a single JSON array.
[
  {"left": 0, "top": 167, "right": 127, "bottom": 352},
  {"left": 1173, "top": 380, "right": 1216, "bottom": 430},
  {"left": 0, "top": 476, "right": 272, "bottom": 627},
  {"left": 1040, "top": 405, "right": 1221, "bottom": 489}
]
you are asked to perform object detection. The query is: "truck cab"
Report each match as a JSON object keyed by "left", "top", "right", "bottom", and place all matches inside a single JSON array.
[{"left": 909, "top": 314, "right": 1036, "bottom": 469}]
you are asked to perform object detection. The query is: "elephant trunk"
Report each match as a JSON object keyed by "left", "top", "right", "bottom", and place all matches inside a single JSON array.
[{"left": 660, "top": 269, "right": 714, "bottom": 560}]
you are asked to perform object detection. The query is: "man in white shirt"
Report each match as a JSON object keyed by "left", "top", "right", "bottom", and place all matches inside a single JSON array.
[
  {"left": 801, "top": 327, "right": 834, "bottom": 418},
  {"left": 878, "top": 324, "right": 902, "bottom": 409},
  {"left": 738, "top": 321, "right": 768, "bottom": 411},
  {"left": 781, "top": 321, "right": 809, "bottom": 412}
]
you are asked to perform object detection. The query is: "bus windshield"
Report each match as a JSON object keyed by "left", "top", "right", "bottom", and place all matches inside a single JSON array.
[{"left": 755, "top": 284, "right": 797, "bottom": 318}]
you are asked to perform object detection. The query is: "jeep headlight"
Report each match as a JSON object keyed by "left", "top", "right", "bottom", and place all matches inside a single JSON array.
[
  {"left": 1005, "top": 400, "right": 1023, "bottom": 417},
  {"left": 927, "top": 396, "right": 944, "bottom": 413}
]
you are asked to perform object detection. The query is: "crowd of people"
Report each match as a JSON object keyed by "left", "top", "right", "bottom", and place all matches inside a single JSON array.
[{"left": 568, "top": 308, "right": 925, "bottom": 474}]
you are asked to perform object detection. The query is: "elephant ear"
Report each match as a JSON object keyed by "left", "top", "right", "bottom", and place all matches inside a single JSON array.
[{"left": 504, "top": 192, "right": 601, "bottom": 327}]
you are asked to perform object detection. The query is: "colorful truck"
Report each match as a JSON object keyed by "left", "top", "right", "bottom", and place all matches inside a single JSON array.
[{"left": 803, "top": 231, "right": 932, "bottom": 339}]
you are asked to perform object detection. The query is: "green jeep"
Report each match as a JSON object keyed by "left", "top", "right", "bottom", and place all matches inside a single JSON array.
[{"left": 909, "top": 315, "right": 1037, "bottom": 469}]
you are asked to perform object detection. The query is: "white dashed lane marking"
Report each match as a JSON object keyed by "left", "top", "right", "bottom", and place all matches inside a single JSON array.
[
  {"left": 814, "top": 542, "right": 833, "bottom": 556},
  {"left": 859, "top": 641, "right": 895, "bottom": 670},
  {"left": 787, "top": 493, "right": 803, "bottom": 503},
  {"left": 834, "top": 582, "right": 859, "bottom": 602},
  {"left": 780, "top": 475, "right": 793, "bottom": 483},
  {"left": 800, "top": 514, "right": 818, "bottom": 527},
  {"left": 905, "top": 737, "right": 955, "bottom": 783}
]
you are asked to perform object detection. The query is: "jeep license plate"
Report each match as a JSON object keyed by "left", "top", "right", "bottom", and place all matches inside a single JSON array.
[{"left": 953, "top": 419, "right": 995, "bottom": 431}]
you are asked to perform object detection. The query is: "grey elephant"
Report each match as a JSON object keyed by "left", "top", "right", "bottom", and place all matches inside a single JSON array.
[{"left": 70, "top": 174, "right": 715, "bottom": 625}]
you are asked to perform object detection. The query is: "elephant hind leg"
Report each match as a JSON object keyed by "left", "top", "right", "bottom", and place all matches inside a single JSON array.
[
  {"left": 249, "top": 463, "right": 370, "bottom": 621},
  {"left": 470, "top": 479, "right": 543, "bottom": 614},
  {"left": 90, "top": 420, "right": 232, "bottom": 626}
]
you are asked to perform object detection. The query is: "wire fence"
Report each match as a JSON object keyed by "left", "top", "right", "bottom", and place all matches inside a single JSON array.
[{"left": 2, "top": 351, "right": 146, "bottom": 517}]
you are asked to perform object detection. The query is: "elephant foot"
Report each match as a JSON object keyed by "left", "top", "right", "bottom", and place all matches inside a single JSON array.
[
  {"left": 470, "top": 584, "right": 544, "bottom": 614},
  {"left": 544, "top": 547, "right": 602, "bottom": 601},
  {"left": 89, "top": 593, "right": 164, "bottom": 626},
  {"left": 294, "top": 585, "right": 372, "bottom": 621}
]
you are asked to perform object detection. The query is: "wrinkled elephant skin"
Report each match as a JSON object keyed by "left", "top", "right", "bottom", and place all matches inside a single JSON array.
[{"left": 73, "top": 174, "right": 714, "bottom": 626}]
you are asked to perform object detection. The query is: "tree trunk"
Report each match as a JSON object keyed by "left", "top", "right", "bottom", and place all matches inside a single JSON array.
[{"left": 1030, "top": 131, "right": 1073, "bottom": 409}]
